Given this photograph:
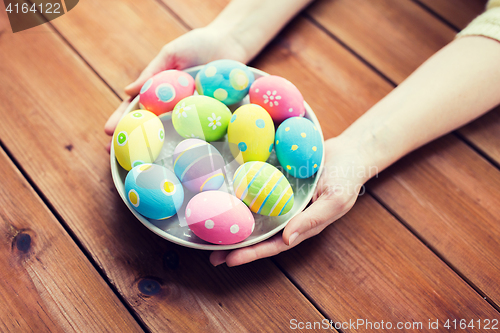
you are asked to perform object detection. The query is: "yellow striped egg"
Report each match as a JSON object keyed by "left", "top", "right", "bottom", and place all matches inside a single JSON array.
[
  {"left": 232, "top": 161, "right": 294, "bottom": 216},
  {"left": 113, "top": 110, "right": 164, "bottom": 171},
  {"left": 227, "top": 104, "right": 274, "bottom": 164}
]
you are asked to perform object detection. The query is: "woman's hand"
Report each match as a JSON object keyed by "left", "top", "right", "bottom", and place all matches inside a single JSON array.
[
  {"left": 210, "top": 136, "right": 374, "bottom": 266},
  {"left": 104, "top": 26, "right": 248, "bottom": 150}
]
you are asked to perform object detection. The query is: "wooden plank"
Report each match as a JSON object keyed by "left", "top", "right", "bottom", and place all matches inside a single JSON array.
[
  {"left": 307, "top": 0, "right": 500, "bottom": 171},
  {"left": 0, "top": 12, "right": 330, "bottom": 333},
  {"left": 307, "top": 0, "right": 456, "bottom": 84},
  {"left": 48, "top": 0, "right": 188, "bottom": 99},
  {"left": 160, "top": 0, "right": 228, "bottom": 28},
  {"left": 0, "top": 149, "right": 142, "bottom": 332},
  {"left": 369, "top": 134, "right": 500, "bottom": 303},
  {"left": 416, "top": 0, "right": 487, "bottom": 29},
  {"left": 276, "top": 195, "right": 500, "bottom": 331},
  {"left": 459, "top": 106, "right": 500, "bottom": 165},
  {"left": 300, "top": 0, "right": 500, "bottom": 305},
  {"left": 157, "top": 0, "right": 498, "bottom": 321},
  {"left": 15, "top": 0, "right": 500, "bottom": 325}
]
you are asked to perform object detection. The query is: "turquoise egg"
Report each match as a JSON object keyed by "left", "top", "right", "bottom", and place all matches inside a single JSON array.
[
  {"left": 195, "top": 59, "right": 255, "bottom": 105},
  {"left": 125, "top": 164, "right": 184, "bottom": 220},
  {"left": 275, "top": 117, "right": 323, "bottom": 179}
]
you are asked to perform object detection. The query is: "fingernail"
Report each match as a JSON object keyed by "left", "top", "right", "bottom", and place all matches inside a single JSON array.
[
  {"left": 212, "top": 259, "right": 225, "bottom": 267},
  {"left": 288, "top": 232, "right": 299, "bottom": 246},
  {"left": 124, "top": 83, "right": 134, "bottom": 91}
]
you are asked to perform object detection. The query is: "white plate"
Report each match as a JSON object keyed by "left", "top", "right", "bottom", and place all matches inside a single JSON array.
[{"left": 110, "top": 65, "right": 325, "bottom": 250}]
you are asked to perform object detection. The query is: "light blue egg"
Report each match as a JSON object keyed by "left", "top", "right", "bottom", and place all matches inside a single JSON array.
[
  {"left": 125, "top": 164, "right": 184, "bottom": 220},
  {"left": 195, "top": 59, "right": 255, "bottom": 105},
  {"left": 275, "top": 117, "right": 323, "bottom": 179}
]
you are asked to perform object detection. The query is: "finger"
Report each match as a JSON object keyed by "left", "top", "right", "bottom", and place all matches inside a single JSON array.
[
  {"left": 104, "top": 97, "right": 133, "bottom": 136},
  {"left": 124, "top": 49, "right": 175, "bottom": 96},
  {"left": 209, "top": 250, "right": 230, "bottom": 267},
  {"left": 106, "top": 140, "right": 112, "bottom": 154},
  {"left": 282, "top": 194, "right": 352, "bottom": 246},
  {"left": 224, "top": 233, "right": 287, "bottom": 267},
  {"left": 222, "top": 214, "right": 341, "bottom": 267}
]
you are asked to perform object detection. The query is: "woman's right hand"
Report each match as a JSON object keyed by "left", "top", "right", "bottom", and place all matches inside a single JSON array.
[{"left": 104, "top": 26, "right": 248, "bottom": 151}]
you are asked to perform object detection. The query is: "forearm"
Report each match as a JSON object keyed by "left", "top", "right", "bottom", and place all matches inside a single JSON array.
[
  {"left": 207, "top": 0, "right": 314, "bottom": 62},
  {"left": 340, "top": 36, "right": 500, "bottom": 181}
]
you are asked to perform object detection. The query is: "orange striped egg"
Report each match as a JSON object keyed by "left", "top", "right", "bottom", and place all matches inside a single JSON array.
[{"left": 232, "top": 161, "right": 294, "bottom": 216}]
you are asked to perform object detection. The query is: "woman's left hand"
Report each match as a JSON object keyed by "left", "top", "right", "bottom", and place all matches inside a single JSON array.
[{"left": 210, "top": 136, "right": 373, "bottom": 266}]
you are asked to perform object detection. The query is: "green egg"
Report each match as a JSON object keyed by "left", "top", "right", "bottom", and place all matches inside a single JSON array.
[{"left": 172, "top": 95, "right": 231, "bottom": 142}]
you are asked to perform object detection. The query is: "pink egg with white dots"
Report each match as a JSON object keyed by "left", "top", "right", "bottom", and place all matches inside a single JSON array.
[
  {"left": 249, "top": 75, "right": 305, "bottom": 124},
  {"left": 186, "top": 191, "right": 255, "bottom": 245},
  {"left": 139, "top": 70, "right": 195, "bottom": 116}
]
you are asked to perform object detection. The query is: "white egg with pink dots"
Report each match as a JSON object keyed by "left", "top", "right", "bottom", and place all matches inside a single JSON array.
[{"left": 185, "top": 191, "right": 255, "bottom": 245}]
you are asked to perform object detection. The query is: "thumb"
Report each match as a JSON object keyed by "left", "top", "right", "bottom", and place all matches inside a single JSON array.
[{"left": 282, "top": 193, "right": 353, "bottom": 247}]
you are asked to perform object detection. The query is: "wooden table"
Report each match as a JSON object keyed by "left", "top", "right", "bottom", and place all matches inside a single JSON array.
[{"left": 1, "top": 0, "right": 499, "bottom": 331}]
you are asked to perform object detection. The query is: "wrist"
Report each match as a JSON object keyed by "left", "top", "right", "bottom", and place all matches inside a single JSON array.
[
  {"left": 320, "top": 135, "right": 379, "bottom": 187},
  {"left": 333, "top": 128, "right": 387, "bottom": 184},
  {"left": 202, "top": 24, "right": 251, "bottom": 64}
]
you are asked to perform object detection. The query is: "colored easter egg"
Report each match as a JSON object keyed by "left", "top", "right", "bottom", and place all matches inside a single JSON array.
[
  {"left": 172, "top": 95, "right": 231, "bottom": 142},
  {"left": 195, "top": 59, "right": 255, "bottom": 105},
  {"left": 125, "top": 164, "right": 184, "bottom": 220},
  {"left": 139, "top": 70, "right": 195, "bottom": 116},
  {"left": 186, "top": 191, "right": 255, "bottom": 245},
  {"left": 227, "top": 104, "right": 275, "bottom": 164},
  {"left": 249, "top": 75, "right": 305, "bottom": 124},
  {"left": 113, "top": 110, "right": 164, "bottom": 171},
  {"left": 275, "top": 117, "right": 323, "bottom": 179},
  {"left": 232, "top": 161, "right": 294, "bottom": 216},
  {"left": 172, "top": 139, "right": 225, "bottom": 193}
]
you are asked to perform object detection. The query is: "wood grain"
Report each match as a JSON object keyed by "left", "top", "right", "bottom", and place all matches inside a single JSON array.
[
  {"left": 160, "top": 0, "right": 228, "bottom": 28},
  {"left": 0, "top": 12, "right": 330, "bottom": 333},
  {"left": 276, "top": 195, "right": 500, "bottom": 331},
  {"left": 306, "top": 0, "right": 500, "bottom": 169},
  {"left": 161, "top": 0, "right": 500, "bottom": 312},
  {"left": 369, "top": 134, "right": 500, "bottom": 303},
  {"left": 416, "top": 0, "right": 487, "bottom": 29},
  {"left": 0, "top": 147, "right": 142, "bottom": 332},
  {"left": 307, "top": 0, "right": 456, "bottom": 84},
  {"left": 3, "top": 0, "right": 499, "bottom": 329},
  {"left": 48, "top": 0, "right": 188, "bottom": 99},
  {"left": 158, "top": 0, "right": 498, "bottom": 320},
  {"left": 459, "top": 106, "right": 500, "bottom": 164},
  {"left": 293, "top": 0, "right": 500, "bottom": 306}
]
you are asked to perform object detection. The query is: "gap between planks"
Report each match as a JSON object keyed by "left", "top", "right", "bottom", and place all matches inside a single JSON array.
[
  {"left": 367, "top": 188, "right": 500, "bottom": 313},
  {"left": 302, "top": 5, "right": 500, "bottom": 313},
  {"left": 30, "top": 0, "right": 500, "bottom": 319},
  {"left": 303, "top": 7, "right": 500, "bottom": 175},
  {"left": 410, "top": 0, "right": 461, "bottom": 31},
  {"left": 15, "top": 1, "right": 337, "bottom": 328},
  {"left": 0, "top": 139, "right": 150, "bottom": 332}
]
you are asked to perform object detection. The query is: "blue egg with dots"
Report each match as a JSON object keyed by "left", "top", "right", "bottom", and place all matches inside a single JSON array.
[
  {"left": 125, "top": 164, "right": 184, "bottom": 220},
  {"left": 275, "top": 117, "right": 323, "bottom": 179},
  {"left": 195, "top": 59, "right": 255, "bottom": 105}
]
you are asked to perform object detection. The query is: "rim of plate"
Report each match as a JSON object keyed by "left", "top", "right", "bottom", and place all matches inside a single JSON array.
[{"left": 110, "top": 65, "right": 325, "bottom": 250}]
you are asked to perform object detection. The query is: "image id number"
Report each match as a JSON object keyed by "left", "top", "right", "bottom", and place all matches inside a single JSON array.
[{"left": 6, "top": 2, "right": 61, "bottom": 14}]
